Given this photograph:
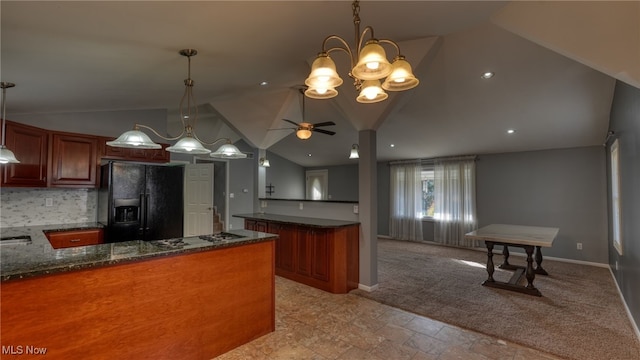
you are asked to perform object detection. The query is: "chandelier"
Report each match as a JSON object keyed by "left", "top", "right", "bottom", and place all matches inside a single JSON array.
[
  {"left": 108, "top": 49, "right": 246, "bottom": 159},
  {"left": 0, "top": 82, "right": 20, "bottom": 164},
  {"left": 304, "top": 0, "right": 419, "bottom": 104}
]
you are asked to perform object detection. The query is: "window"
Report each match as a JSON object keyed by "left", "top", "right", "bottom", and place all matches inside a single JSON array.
[
  {"left": 611, "top": 139, "right": 623, "bottom": 255},
  {"left": 420, "top": 168, "right": 435, "bottom": 218}
]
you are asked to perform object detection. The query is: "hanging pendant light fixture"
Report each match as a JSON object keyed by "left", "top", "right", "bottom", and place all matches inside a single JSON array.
[
  {"left": 108, "top": 49, "right": 246, "bottom": 159},
  {"left": 304, "top": 0, "right": 419, "bottom": 104},
  {"left": 0, "top": 82, "right": 20, "bottom": 164}
]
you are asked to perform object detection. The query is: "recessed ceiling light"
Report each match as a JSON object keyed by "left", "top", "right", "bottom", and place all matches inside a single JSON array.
[
  {"left": 390, "top": 144, "right": 395, "bottom": 148},
  {"left": 307, "top": 153, "right": 312, "bottom": 157},
  {"left": 260, "top": 81, "right": 269, "bottom": 86},
  {"left": 507, "top": 129, "right": 516, "bottom": 134},
  {"left": 481, "top": 72, "right": 494, "bottom": 79}
]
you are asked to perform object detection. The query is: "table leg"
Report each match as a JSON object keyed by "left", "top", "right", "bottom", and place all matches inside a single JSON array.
[
  {"left": 524, "top": 246, "right": 537, "bottom": 290},
  {"left": 499, "top": 245, "right": 512, "bottom": 269},
  {"left": 534, "top": 246, "right": 549, "bottom": 275},
  {"left": 484, "top": 241, "right": 495, "bottom": 283}
]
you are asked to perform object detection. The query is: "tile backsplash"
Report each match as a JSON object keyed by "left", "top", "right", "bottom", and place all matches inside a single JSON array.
[{"left": 0, "top": 188, "right": 97, "bottom": 228}]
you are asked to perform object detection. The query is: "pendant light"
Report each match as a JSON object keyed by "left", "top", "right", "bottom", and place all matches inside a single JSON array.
[
  {"left": 304, "top": 1, "right": 419, "bottom": 103},
  {"left": 0, "top": 82, "right": 20, "bottom": 164},
  {"left": 108, "top": 49, "right": 246, "bottom": 159}
]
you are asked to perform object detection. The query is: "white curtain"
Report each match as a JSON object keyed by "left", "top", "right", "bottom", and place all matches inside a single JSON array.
[
  {"left": 389, "top": 161, "right": 423, "bottom": 241},
  {"left": 434, "top": 157, "right": 478, "bottom": 247}
]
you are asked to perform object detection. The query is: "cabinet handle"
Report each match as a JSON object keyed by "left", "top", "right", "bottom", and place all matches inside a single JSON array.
[{"left": 69, "top": 239, "right": 81, "bottom": 242}]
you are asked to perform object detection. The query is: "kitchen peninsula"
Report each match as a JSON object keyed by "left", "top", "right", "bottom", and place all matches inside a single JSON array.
[
  {"left": 1, "top": 224, "right": 276, "bottom": 360},
  {"left": 235, "top": 213, "right": 360, "bottom": 294}
]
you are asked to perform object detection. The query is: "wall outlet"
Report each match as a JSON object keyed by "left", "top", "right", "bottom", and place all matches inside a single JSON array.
[
  {"left": 353, "top": 205, "right": 359, "bottom": 214},
  {"left": 261, "top": 200, "right": 267, "bottom": 208},
  {"left": 299, "top": 202, "right": 304, "bottom": 210},
  {"left": 229, "top": 224, "right": 233, "bottom": 229},
  {"left": 229, "top": 193, "right": 234, "bottom": 199},
  {"left": 45, "top": 198, "right": 53, "bottom": 207},
  {"left": 577, "top": 243, "right": 583, "bottom": 250}
]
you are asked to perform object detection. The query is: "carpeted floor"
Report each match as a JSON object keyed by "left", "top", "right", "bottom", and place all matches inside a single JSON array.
[{"left": 351, "top": 238, "right": 640, "bottom": 360}]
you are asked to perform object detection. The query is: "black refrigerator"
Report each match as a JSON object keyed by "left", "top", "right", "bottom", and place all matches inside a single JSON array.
[{"left": 98, "top": 161, "right": 184, "bottom": 242}]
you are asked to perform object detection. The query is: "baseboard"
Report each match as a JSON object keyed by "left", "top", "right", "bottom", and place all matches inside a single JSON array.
[
  {"left": 609, "top": 268, "right": 640, "bottom": 343},
  {"left": 358, "top": 283, "right": 379, "bottom": 292}
]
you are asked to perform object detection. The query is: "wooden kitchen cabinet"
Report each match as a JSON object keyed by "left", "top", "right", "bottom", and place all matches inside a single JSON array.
[
  {"left": 243, "top": 218, "right": 358, "bottom": 294},
  {"left": 46, "top": 228, "right": 104, "bottom": 249},
  {"left": 49, "top": 132, "right": 99, "bottom": 187},
  {"left": 0, "top": 121, "right": 48, "bottom": 187},
  {"left": 268, "top": 222, "right": 296, "bottom": 273}
]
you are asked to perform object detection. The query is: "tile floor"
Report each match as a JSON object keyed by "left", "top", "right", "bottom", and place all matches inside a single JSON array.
[{"left": 215, "top": 277, "right": 562, "bottom": 360}]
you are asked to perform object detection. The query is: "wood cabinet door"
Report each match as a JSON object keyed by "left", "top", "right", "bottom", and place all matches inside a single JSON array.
[
  {"left": 1, "top": 121, "right": 48, "bottom": 187},
  {"left": 311, "top": 229, "right": 331, "bottom": 282},
  {"left": 255, "top": 221, "right": 268, "bottom": 233},
  {"left": 270, "top": 223, "right": 296, "bottom": 273},
  {"left": 296, "top": 228, "right": 312, "bottom": 276},
  {"left": 244, "top": 220, "right": 256, "bottom": 230},
  {"left": 50, "top": 133, "right": 98, "bottom": 187}
]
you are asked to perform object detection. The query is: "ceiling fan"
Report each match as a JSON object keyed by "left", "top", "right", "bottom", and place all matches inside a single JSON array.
[{"left": 273, "top": 88, "right": 336, "bottom": 140}]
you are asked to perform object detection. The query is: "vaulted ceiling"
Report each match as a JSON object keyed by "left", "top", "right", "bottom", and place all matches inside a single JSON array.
[{"left": 2, "top": 1, "right": 638, "bottom": 166}]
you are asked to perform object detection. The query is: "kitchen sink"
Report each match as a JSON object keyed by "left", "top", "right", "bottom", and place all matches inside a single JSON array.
[{"left": 0, "top": 235, "right": 32, "bottom": 246}]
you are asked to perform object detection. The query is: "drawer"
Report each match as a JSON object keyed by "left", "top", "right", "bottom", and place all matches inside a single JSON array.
[{"left": 46, "top": 229, "right": 104, "bottom": 249}]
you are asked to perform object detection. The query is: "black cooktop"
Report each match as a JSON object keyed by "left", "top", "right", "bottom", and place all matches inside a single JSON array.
[{"left": 198, "top": 232, "right": 245, "bottom": 243}]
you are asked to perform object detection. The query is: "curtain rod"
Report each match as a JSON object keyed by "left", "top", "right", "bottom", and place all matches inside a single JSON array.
[{"left": 389, "top": 155, "right": 477, "bottom": 166}]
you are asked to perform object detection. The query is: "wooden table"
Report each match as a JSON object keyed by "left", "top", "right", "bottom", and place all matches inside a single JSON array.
[{"left": 465, "top": 224, "right": 559, "bottom": 296}]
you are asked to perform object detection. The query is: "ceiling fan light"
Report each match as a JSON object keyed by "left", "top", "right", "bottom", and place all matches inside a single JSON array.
[
  {"left": 382, "top": 56, "right": 419, "bottom": 91},
  {"left": 0, "top": 145, "right": 20, "bottom": 164},
  {"left": 356, "top": 80, "right": 388, "bottom": 103},
  {"left": 166, "top": 136, "right": 211, "bottom": 154},
  {"left": 352, "top": 40, "right": 393, "bottom": 80},
  {"left": 296, "top": 128, "right": 313, "bottom": 140},
  {"left": 305, "top": 54, "right": 343, "bottom": 89},
  {"left": 107, "top": 129, "right": 162, "bottom": 149},
  {"left": 210, "top": 142, "right": 247, "bottom": 159}
]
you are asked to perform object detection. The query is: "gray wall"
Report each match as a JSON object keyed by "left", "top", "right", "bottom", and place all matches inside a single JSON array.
[
  {"left": 377, "top": 147, "right": 609, "bottom": 264},
  {"left": 227, "top": 139, "right": 257, "bottom": 230},
  {"left": 264, "top": 151, "right": 305, "bottom": 199},
  {"left": 607, "top": 81, "right": 640, "bottom": 327},
  {"left": 476, "top": 147, "right": 608, "bottom": 263},
  {"left": 307, "top": 164, "right": 359, "bottom": 201}
]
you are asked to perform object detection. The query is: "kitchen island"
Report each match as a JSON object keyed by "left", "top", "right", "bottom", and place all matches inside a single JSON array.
[
  {"left": 234, "top": 213, "right": 359, "bottom": 294},
  {"left": 1, "top": 223, "right": 276, "bottom": 360}
]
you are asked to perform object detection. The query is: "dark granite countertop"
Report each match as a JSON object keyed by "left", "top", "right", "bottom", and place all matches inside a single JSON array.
[
  {"left": 0, "top": 223, "right": 277, "bottom": 282},
  {"left": 233, "top": 213, "right": 360, "bottom": 228}
]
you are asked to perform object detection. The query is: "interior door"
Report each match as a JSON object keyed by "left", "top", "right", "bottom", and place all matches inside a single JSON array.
[
  {"left": 305, "top": 169, "right": 328, "bottom": 200},
  {"left": 184, "top": 163, "right": 214, "bottom": 236}
]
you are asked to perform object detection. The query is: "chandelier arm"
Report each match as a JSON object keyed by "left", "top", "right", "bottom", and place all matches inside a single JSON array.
[
  {"left": 357, "top": 26, "right": 375, "bottom": 52},
  {"left": 193, "top": 135, "right": 229, "bottom": 147},
  {"left": 378, "top": 39, "right": 402, "bottom": 57},
  {"left": 322, "top": 35, "right": 355, "bottom": 67},
  {"left": 136, "top": 124, "right": 184, "bottom": 141}
]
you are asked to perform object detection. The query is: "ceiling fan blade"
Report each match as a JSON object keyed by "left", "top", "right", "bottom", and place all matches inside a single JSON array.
[
  {"left": 313, "top": 128, "right": 336, "bottom": 136},
  {"left": 312, "top": 121, "right": 336, "bottom": 127},
  {"left": 282, "top": 119, "right": 300, "bottom": 127}
]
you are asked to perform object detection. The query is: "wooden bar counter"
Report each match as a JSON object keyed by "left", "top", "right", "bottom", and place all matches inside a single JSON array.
[
  {"left": 235, "top": 213, "right": 359, "bottom": 294},
  {"left": 1, "top": 226, "right": 276, "bottom": 360}
]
